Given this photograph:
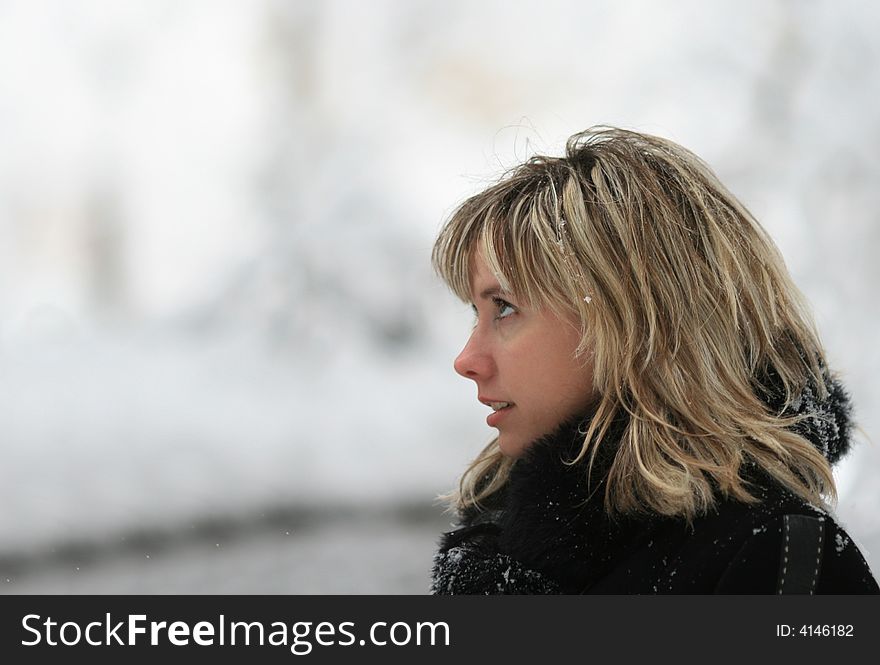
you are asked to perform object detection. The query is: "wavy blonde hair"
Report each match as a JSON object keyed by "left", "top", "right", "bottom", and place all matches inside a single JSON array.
[{"left": 433, "top": 126, "right": 837, "bottom": 523}]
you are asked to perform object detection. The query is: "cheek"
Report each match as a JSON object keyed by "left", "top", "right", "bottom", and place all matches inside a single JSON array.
[
  {"left": 534, "top": 340, "right": 594, "bottom": 403},
  {"left": 505, "top": 339, "right": 547, "bottom": 383}
]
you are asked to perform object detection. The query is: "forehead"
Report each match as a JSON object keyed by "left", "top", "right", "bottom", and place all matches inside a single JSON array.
[{"left": 468, "top": 250, "right": 505, "bottom": 299}]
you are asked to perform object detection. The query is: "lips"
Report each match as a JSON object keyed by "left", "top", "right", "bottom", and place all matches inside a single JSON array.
[{"left": 480, "top": 398, "right": 515, "bottom": 427}]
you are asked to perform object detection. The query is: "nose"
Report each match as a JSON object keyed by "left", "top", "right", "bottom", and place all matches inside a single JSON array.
[{"left": 453, "top": 330, "right": 494, "bottom": 381}]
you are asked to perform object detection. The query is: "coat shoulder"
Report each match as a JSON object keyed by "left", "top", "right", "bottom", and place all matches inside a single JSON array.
[
  {"left": 590, "top": 493, "right": 879, "bottom": 594},
  {"left": 712, "top": 512, "right": 879, "bottom": 594}
]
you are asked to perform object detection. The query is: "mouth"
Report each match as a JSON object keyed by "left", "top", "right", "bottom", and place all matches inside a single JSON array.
[
  {"left": 480, "top": 398, "right": 515, "bottom": 427},
  {"left": 479, "top": 397, "right": 516, "bottom": 411}
]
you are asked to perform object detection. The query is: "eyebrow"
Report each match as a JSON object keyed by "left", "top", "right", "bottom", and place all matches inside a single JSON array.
[{"left": 477, "top": 286, "right": 511, "bottom": 301}]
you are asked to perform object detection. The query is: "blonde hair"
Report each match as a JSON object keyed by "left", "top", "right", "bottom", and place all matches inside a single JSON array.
[{"left": 433, "top": 126, "right": 837, "bottom": 523}]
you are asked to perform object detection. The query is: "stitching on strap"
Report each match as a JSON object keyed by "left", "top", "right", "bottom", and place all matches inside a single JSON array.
[
  {"left": 810, "top": 516, "right": 826, "bottom": 594},
  {"left": 777, "top": 515, "right": 790, "bottom": 595}
]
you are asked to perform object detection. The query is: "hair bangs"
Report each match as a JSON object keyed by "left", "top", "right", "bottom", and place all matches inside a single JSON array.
[{"left": 434, "top": 165, "right": 592, "bottom": 318}]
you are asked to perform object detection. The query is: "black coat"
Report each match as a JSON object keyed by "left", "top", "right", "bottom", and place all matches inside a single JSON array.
[{"left": 431, "top": 372, "right": 879, "bottom": 594}]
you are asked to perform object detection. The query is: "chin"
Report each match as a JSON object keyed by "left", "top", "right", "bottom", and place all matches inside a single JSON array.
[{"left": 497, "top": 434, "right": 529, "bottom": 459}]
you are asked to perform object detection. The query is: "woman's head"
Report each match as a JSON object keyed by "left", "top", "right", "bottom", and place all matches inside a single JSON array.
[{"left": 434, "top": 126, "right": 835, "bottom": 519}]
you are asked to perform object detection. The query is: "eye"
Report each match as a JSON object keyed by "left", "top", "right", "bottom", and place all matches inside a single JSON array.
[{"left": 492, "top": 297, "right": 517, "bottom": 320}]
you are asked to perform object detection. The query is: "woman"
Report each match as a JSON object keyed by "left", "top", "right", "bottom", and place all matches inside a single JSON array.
[{"left": 430, "top": 127, "right": 879, "bottom": 594}]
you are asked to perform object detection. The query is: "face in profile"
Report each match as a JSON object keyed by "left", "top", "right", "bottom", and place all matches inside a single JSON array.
[{"left": 454, "top": 252, "right": 597, "bottom": 457}]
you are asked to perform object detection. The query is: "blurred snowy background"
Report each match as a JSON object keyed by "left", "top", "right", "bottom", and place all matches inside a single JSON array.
[{"left": 0, "top": 0, "right": 878, "bottom": 593}]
